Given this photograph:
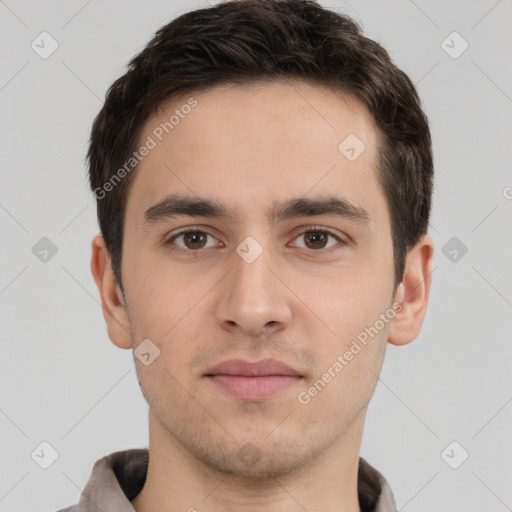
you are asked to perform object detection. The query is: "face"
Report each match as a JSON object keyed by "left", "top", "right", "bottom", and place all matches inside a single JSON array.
[{"left": 116, "top": 80, "right": 400, "bottom": 477}]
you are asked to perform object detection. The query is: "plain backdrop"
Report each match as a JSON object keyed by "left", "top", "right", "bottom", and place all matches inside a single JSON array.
[{"left": 1, "top": 1, "right": 511, "bottom": 511}]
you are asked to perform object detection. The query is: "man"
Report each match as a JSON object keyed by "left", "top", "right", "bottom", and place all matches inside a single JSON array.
[{"left": 60, "top": 1, "right": 434, "bottom": 511}]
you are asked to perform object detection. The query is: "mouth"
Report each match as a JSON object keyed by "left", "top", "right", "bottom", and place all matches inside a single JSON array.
[{"left": 204, "top": 358, "right": 304, "bottom": 400}]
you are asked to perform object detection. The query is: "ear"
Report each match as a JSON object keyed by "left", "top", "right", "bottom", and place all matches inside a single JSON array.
[
  {"left": 90, "top": 234, "right": 133, "bottom": 349},
  {"left": 388, "top": 234, "right": 434, "bottom": 346}
]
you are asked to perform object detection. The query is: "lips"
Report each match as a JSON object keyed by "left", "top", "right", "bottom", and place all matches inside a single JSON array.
[
  {"left": 204, "top": 358, "right": 303, "bottom": 400},
  {"left": 204, "top": 358, "right": 302, "bottom": 377}
]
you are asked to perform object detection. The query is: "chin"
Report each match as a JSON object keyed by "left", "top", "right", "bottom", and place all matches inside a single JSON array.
[{"left": 200, "top": 448, "right": 305, "bottom": 479}]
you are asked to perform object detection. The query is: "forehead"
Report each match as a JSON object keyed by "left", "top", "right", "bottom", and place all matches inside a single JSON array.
[
  {"left": 151, "top": 80, "right": 378, "bottom": 159},
  {"left": 125, "top": 80, "right": 385, "bottom": 225}
]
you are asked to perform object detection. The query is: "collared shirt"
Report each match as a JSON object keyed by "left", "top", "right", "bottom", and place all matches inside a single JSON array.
[{"left": 57, "top": 448, "right": 397, "bottom": 512}]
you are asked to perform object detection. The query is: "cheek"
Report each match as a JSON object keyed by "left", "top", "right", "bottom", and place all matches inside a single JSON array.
[
  {"left": 300, "top": 322, "right": 388, "bottom": 422},
  {"left": 292, "top": 269, "right": 392, "bottom": 399},
  {"left": 291, "top": 266, "right": 392, "bottom": 338},
  {"left": 124, "top": 254, "right": 211, "bottom": 340}
]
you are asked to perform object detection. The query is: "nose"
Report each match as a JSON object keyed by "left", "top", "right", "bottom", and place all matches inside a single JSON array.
[{"left": 215, "top": 242, "right": 292, "bottom": 337}]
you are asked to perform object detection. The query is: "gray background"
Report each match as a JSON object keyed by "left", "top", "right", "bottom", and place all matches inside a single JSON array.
[{"left": 1, "top": 1, "right": 511, "bottom": 511}]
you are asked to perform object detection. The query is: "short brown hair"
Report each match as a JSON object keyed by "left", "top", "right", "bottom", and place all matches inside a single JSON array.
[{"left": 88, "top": 0, "right": 433, "bottom": 288}]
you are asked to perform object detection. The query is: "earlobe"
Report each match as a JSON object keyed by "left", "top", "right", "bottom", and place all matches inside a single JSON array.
[
  {"left": 90, "top": 234, "right": 133, "bottom": 349},
  {"left": 388, "top": 234, "right": 434, "bottom": 346}
]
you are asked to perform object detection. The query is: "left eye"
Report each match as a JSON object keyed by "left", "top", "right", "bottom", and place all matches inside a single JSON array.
[
  {"left": 168, "top": 230, "right": 219, "bottom": 251},
  {"left": 290, "top": 229, "right": 342, "bottom": 250}
]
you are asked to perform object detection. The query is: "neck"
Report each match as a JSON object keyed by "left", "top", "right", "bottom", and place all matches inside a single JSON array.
[{"left": 131, "top": 411, "right": 365, "bottom": 512}]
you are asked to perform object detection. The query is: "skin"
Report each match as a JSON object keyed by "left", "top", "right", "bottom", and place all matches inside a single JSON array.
[{"left": 91, "top": 80, "right": 434, "bottom": 512}]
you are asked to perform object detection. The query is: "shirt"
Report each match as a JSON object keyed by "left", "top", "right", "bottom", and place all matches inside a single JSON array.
[{"left": 57, "top": 448, "right": 397, "bottom": 512}]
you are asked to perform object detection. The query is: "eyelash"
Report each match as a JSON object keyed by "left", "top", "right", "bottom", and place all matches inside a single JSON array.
[{"left": 165, "top": 225, "right": 347, "bottom": 254}]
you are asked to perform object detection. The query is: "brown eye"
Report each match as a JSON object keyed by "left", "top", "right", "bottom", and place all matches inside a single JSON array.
[
  {"left": 292, "top": 229, "right": 342, "bottom": 251},
  {"left": 182, "top": 231, "right": 207, "bottom": 249},
  {"left": 303, "top": 231, "right": 330, "bottom": 249},
  {"left": 167, "top": 230, "right": 217, "bottom": 251}
]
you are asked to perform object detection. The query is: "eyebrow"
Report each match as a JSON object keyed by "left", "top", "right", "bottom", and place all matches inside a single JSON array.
[{"left": 143, "top": 193, "right": 370, "bottom": 226}]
